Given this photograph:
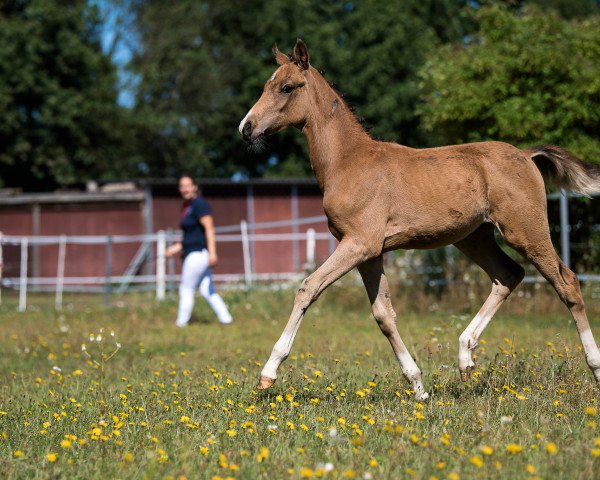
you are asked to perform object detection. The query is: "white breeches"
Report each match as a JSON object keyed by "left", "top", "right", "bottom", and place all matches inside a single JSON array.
[{"left": 176, "top": 250, "right": 232, "bottom": 325}]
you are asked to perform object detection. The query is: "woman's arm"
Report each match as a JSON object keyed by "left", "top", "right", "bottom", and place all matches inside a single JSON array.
[
  {"left": 200, "top": 215, "right": 218, "bottom": 267},
  {"left": 165, "top": 242, "right": 183, "bottom": 257}
]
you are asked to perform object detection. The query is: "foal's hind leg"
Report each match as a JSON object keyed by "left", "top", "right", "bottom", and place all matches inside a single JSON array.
[
  {"left": 454, "top": 224, "right": 525, "bottom": 380},
  {"left": 500, "top": 220, "right": 600, "bottom": 385},
  {"left": 358, "top": 256, "right": 429, "bottom": 401}
]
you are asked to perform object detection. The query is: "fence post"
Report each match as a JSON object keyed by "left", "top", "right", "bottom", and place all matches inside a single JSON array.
[
  {"left": 18, "top": 237, "right": 28, "bottom": 312},
  {"left": 167, "top": 228, "right": 175, "bottom": 293},
  {"left": 156, "top": 231, "right": 166, "bottom": 301},
  {"left": 104, "top": 236, "right": 112, "bottom": 306},
  {"left": 559, "top": 189, "right": 570, "bottom": 269},
  {"left": 241, "top": 220, "right": 252, "bottom": 286},
  {"left": 306, "top": 228, "right": 316, "bottom": 270},
  {"left": 55, "top": 235, "right": 67, "bottom": 311},
  {"left": 0, "top": 231, "right": 3, "bottom": 306}
]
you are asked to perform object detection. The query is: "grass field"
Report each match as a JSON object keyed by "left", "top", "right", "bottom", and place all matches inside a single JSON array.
[{"left": 1, "top": 277, "right": 600, "bottom": 479}]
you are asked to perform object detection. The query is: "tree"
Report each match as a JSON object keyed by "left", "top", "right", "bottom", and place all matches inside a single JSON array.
[
  {"left": 0, "top": 0, "right": 137, "bottom": 191},
  {"left": 418, "top": 5, "right": 600, "bottom": 164},
  {"left": 128, "top": 0, "right": 473, "bottom": 179}
]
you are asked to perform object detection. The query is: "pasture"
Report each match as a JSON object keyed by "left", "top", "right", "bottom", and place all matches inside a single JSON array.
[{"left": 1, "top": 278, "right": 600, "bottom": 479}]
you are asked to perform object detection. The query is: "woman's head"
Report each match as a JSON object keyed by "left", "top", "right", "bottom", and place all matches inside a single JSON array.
[{"left": 178, "top": 175, "right": 199, "bottom": 200}]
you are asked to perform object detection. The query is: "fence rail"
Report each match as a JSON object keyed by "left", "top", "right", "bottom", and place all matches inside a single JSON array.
[
  {"left": 2, "top": 190, "right": 600, "bottom": 311},
  {"left": 0, "top": 216, "right": 332, "bottom": 311}
]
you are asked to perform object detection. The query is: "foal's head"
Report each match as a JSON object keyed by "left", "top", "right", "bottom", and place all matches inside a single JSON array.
[{"left": 239, "top": 39, "right": 317, "bottom": 144}]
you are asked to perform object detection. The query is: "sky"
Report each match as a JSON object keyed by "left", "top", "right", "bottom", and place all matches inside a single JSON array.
[{"left": 93, "top": 0, "right": 137, "bottom": 108}]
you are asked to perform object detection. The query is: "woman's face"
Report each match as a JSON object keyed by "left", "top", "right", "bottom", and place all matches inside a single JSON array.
[{"left": 178, "top": 177, "right": 198, "bottom": 200}]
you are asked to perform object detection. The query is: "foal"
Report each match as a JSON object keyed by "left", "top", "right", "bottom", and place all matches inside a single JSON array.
[{"left": 239, "top": 39, "right": 600, "bottom": 400}]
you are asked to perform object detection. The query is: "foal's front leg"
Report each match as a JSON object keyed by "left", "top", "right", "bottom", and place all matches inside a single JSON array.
[
  {"left": 358, "top": 256, "right": 429, "bottom": 401},
  {"left": 258, "top": 240, "right": 370, "bottom": 389}
]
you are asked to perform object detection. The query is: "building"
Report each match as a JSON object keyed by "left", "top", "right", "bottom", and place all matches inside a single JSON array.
[{"left": 0, "top": 179, "right": 332, "bottom": 288}]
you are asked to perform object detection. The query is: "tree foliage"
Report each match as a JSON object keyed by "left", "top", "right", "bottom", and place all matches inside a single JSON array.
[
  {"left": 1, "top": 1, "right": 599, "bottom": 190},
  {"left": 418, "top": 5, "right": 600, "bottom": 163},
  {"left": 0, "top": 0, "right": 137, "bottom": 191},
  {"left": 128, "top": 0, "right": 472, "bottom": 179}
]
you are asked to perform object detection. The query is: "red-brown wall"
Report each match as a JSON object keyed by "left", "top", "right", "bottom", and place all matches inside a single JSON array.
[
  {"left": 0, "top": 181, "right": 332, "bottom": 284},
  {"left": 39, "top": 203, "right": 143, "bottom": 278}
]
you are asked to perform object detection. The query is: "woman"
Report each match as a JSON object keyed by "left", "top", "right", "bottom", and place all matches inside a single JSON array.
[{"left": 165, "top": 175, "right": 233, "bottom": 327}]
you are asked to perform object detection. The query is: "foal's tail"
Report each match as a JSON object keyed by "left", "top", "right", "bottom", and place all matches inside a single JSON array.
[{"left": 524, "top": 145, "right": 600, "bottom": 197}]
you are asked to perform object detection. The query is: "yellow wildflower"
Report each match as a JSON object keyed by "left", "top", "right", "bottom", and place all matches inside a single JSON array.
[
  {"left": 256, "top": 446, "right": 269, "bottom": 462},
  {"left": 469, "top": 456, "right": 484, "bottom": 468},
  {"left": 506, "top": 443, "right": 523, "bottom": 454},
  {"left": 480, "top": 445, "right": 493, "bottom": 456},
  {"left": 300, "top": 467, "right": 314, "bottom": 478},
  {"left": 545, "top": 442, "right": 558, "bottom": 455},
  {"left": 46, "top": 453, "right": 58, "bottom": 463},
  {"left": 586, "top": 406, "right": 598, "bottom": 416}
]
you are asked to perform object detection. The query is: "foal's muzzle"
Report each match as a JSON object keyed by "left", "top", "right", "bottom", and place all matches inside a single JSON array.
[{"left": 241, "top": 121, "right": 253, "bottom": 143}]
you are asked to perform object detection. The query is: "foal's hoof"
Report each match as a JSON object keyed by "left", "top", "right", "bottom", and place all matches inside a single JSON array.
[
  {"left": 257, "top": 376, "right": 276, "bottom": 390},
  {"left": 415, "top": 391, "right": 430, "bottom": 402},
  {"left": 460, "top": 365, "right": 475, "bottom": 382}
]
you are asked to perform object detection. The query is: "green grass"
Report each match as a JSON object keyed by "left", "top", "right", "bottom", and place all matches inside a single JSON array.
[{"left": 1, "top": 280, "right": 600, "bottom": 479}]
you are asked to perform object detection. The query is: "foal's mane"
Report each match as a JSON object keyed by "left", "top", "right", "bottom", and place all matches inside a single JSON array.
[{"left": 308, "top": 64, "right": 374, "bottom": 139}]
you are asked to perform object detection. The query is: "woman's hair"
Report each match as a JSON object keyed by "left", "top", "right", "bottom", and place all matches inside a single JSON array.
[{"left": 178, "top": 174, "right": 197, "bottom": 185}]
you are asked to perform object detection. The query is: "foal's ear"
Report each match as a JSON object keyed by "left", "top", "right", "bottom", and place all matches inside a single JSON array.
[
  {"left": 293, "top": 38, "right": 310, "bottom": 70},
  {"left": 273, "top": 44, "right": 291, "bottom": 66}
]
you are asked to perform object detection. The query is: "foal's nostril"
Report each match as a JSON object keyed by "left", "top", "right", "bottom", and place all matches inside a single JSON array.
[{"left": 242, "top": 121, "right": 253, "bottom": 138}]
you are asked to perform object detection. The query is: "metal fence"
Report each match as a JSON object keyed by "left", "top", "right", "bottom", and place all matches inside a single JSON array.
[
  {"left": 0, "top": 216, "right": 332, "bottom": 311},
  {"left": 1, "top": 191, "right": 599, "bottom": 311}
]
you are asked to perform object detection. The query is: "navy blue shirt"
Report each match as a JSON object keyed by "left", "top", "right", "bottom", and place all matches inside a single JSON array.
[{"left": 180, "top": 197, "right": 212, "bottom": 257}]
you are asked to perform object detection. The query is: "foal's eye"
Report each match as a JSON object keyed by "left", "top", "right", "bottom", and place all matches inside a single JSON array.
[{"left": 281, "top": 84, "right": 295, "bottom": 94}]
